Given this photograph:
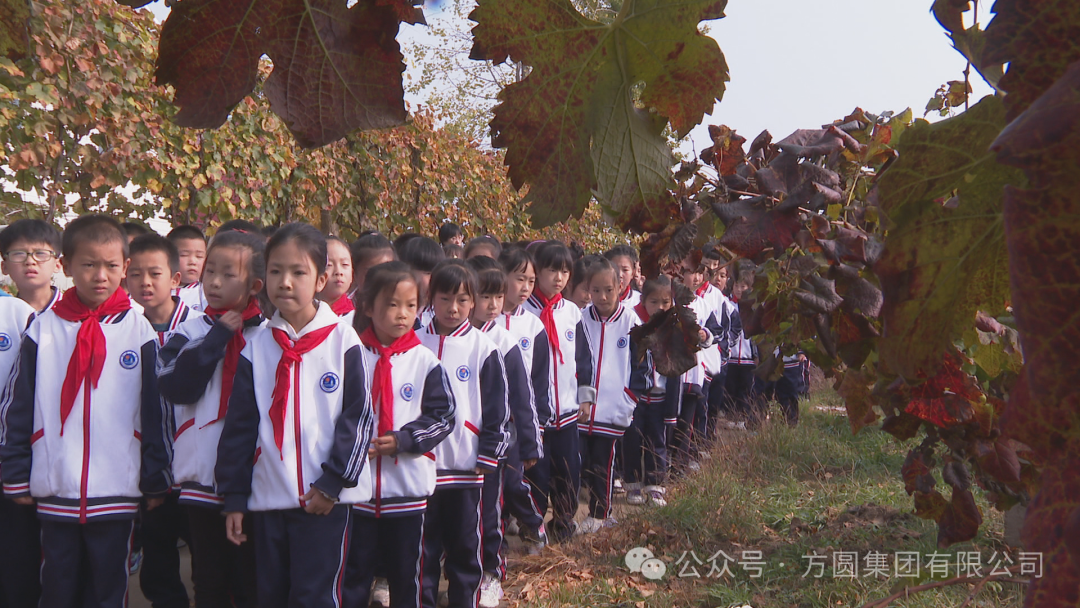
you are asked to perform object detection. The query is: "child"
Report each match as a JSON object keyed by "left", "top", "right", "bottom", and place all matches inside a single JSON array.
[
  {"left": 522, "top": 241, "right": 593, "bottom": 542},
  {"left": 344, "top": 261, "right": 455, "bottom": 608},
  {"left": 1, "top": 215, "right": 170, "bottom": 608},
  {"left": 168, "top": 225, "right": 208, "bottom": 312},
  {"left": 468, "top": 260, "right": 539, "bottom": 606},
  {"left": 418, "top": 261, "right": 508, "bottom": 608},
  {"left": 438, "top": 222, "right": 464, "bottom": 247},
  {"left": 497, "top": 247, "right": 549, "bottom": 548},
  {"left": 0, "top": 218, "right": 63, "bottom": 314},
  {"left": 564, "top": 254, "right": 602, "bottom": 310},
  {"left": 127, "top": 233, "right": 199, "bottom": 608},
  {"left": 398, "top": 236, "right": 445, "bottom": 327},
  {"left": 317, "top": 236, "right": 354, "bottom": 322},
  {"left": 215, "top": 223, "right": 374, "bottom": 608},
  {"left": 121, "top": 222, "right": 151, "bottom": 242},
  {"left": 350, "top": 232, "right": 396, "bottom": 296},
  {"left": 725, "top": 270, "right": 758, "bottom": 428},
  {"left": 604, "top": 245, "right": 640, "bottom": 308},
  {"left": 464, "top": 236, "right": 500, "bottom": 260},
  {"left": 157, "top": 229, "right": 266, "bottom": 608},
  {"left": 443, "top": 243, "right": 464, "bottom": 259},
  {"left": 578, "top": 258, "right": 647, "bottom": 533},
  {"left": 624, "top": 276, "right": 678, "bottom": 507}
]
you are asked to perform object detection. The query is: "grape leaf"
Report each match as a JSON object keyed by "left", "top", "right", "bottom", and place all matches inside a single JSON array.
[
  {"left": 873, "top": 95, "right": 1022, "bottom": 378},
  {"left": 155, "top": 0, "right": 422, "bottom": 148},
  {"left": 903, "top": 353, "right": 982, "bottom": 428},
  {"left": 0, "top": 0, "right": 29, "bottom": 59},
  {"left": 990, "top": 50, "right": 1080, "bottom": 607},
  {"left": 469, "top": 0, "right": 728, "bottom": 226}
]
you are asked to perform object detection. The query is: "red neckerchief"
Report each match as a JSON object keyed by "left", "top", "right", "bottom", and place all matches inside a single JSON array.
[
  {"left": 269, "top": 323, "right": 337, "bottom": 457},
  {"left": 633, "top": 302, "right": 650, "bottom": 323},
  {"left": 695, "top": 282, "right": 708, "bottom": 297},
  {"left": 533, "top": 290, "right": 564, "bottom": 364},
  {"left": 201, "top": 299, "right": 262, "bottom": 429},
  {"left": 52, "top": 287, "right": 131, "bottom": 435},
  {"left": 621, "top": 285, "right": 632, "bottom": 301},
  {"left": 359, "top": 326, "right": 421, "bottom": 437},
  {"left": 329, "top": 293, "right": 354, "bottom": 316}
]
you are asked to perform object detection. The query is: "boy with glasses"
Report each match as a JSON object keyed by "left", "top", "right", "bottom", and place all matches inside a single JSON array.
[{"left": 0, "top": 219, "right": 63, "bottom": 315}]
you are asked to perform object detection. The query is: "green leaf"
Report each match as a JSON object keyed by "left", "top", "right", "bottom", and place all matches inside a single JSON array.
[
  {"left": 0, "top": 0, "right": 29, "bottom": 60},
  {"left": 469, "top": 0, "right": 728, "bottom": 226},
  {"left": 873, "top": 95, "right": 1022, "bottom": 378}
]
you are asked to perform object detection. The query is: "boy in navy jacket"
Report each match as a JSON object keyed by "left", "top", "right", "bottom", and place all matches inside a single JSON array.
[{"left": 1, "top": 215, "right": 170, "bottom": 608}]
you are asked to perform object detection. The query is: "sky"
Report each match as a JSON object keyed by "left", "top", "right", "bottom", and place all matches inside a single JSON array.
[{"left": 147, "top": 0, "right": 996, "bottom": 158}]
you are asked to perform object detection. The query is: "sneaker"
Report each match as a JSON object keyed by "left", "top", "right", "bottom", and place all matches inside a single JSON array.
[
  {"left": 625, "top": 481, "right": 644, "bottom": 505},
  {"left": 521, "top": 522, "right": 548, "bottom": 551},
  {"left": 645, "top": 485, "right": 667, "bottom": 507},
  {"left": 504, "top": 517, "right": 520, "bottom": 537},
  {"left": 128, "top": 549, "right": 143, "bottom": 575},
  {"left": 613, "top": 478, "right": 625, "bottom": 494},
  {"left": 479, "top": 572, "right": 504, "bottom": 608},
  {"left": 548, "top": 521, "right": 578, "bottom": 543},
  {"left": 371, "top": 577, "right": 390, "bottom": 607},
  {"left": 577, "top": 516, "right": 617, "bottom": 535},
  {"left": 686, "top": 460, "right": 701, "bottom": 472}
]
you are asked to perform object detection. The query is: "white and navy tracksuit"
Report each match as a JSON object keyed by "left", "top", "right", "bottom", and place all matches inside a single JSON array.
[
  {"left": 478, "top": 320, "right": 537, "bottom": 578},
  {"left": 498, "top": 307, "right": 549, "bottom": 538},
  {"left": 623, "top": 304, "right": 677, "bottom": 488},
  {"left": 620, "top": 286, "right": 641, "bottom": 309},
  {"left": 344, "top": 334, "right": 454, "bottom": 608},
  {"left": 158, "top": 308, "right": 264, "bottom": 607},
  {"left": 0, "top": 296, "right": 39, "bottom": 608},
  {"left": 175, "top": 282, "right": 206, "bottom": 312},
  {"left": 696, "top": 283, "right": 734, "bottom": 439},
  {"left": 521, "top": 295, "right": 593, "bottom": 540},
  {"left": 724, "top": 299, "right": 759, "bottom": 423},
  {"left": 142, "top": 296, "right": 200, "bottom": 608},
  {"left": 774, "top": 349, "right": 804, "bottom": 426},
  {"left": 215, "top": 303, "right": 374, "bottom": 608},
  {"left": 1, "top": 302, "right": 169, "bottom": 608},
  {"left": 579, "top": 304, "right": 648, "bottom": 519},
  {"left": 418, "top": 320, "right": 508, "bottom": 608},
  {"left": 672, "top": 291, "right": 724, "bottom": 465}
]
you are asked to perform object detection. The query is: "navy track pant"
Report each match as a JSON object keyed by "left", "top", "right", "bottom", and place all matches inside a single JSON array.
[{"left": 252, "top": 506, "right": 351, "bottom": 608}]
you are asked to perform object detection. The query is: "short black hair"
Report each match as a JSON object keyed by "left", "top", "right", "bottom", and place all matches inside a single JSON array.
[
  {"left": 582, "top": 255, "right": 616, "bottom": 286},
  {"left": 443, "top": 243, "right": 464, "bottom": 258},
  {"left": 429, "top": 259, "right": 478, "bottom": 300},
  {"left": 569, "top": 254, "right": 604, "bottom": 292},
  {"left": 208, "top": 229, "right": 266, "bottom": 286},
  {"left": 62, "top": 214, "right": 128, "bottom": 260},
  {"left": 604, "top": 244, "right": 639, "bottom": 264},
  {"left": 351, "top": 233, "right": 396, "bottom": 268},
  {"left": 393, "top": 232, "right": 422, "bottom": 253},
  {"left": 167, "top": 224, "right": 205, "bottom": 244},
  {"left": 0, "top": 219, "right": 62, "bottom": 254},
  {"left": 533, "top": 240, "right": 573, "bottom": 274},
  {"left": 121, "top": 222, "right": 151, "bottom": 239},
  {"left": 266, "top": 222, "right": 327, "bottom": 272},
  {"left": 438, "top": 222, "right": 463, "bottom": 245},
  {"left": 398, "top": 236, "right": 444, "bottom": 273},
  {"left": 216, "top": 219, "right": 262, "bottom": 236},
  {"left": 641, "top": 274, "right": 672, "bottom": 299},
  {"left": 466, "top": 255, "right": 501, "bottom": 273},
  {"left": 465, "top": 235, "right": 501, "bottom": 259},
  {"left": 476, "top": 268, "right": 506, "bottom": 296},
  {"left": 499, "top": 247, "right": 535, "bottom": 276},
  {"left": 353, "top": 261, "right": 419, "bottom": 333},
  {"left": 128, "top": 233, "right": 180, "bottom": 274}
]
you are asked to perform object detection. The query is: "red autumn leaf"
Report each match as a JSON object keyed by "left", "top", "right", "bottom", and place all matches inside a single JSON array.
[
  {"left": 155, "top": 0, "right": 421, "bottom": 148},
  {"left": 468, "top": 0, "right": 728, "bottom": 226},
  {"left": 716, "top": 203, "right": 803, "bottom": 259},
  {"left": 836, "top": 369, "right": 877, "bottom": 434},
  {"left": 902, "top": 448, "right": 937, "bottom": 495},
  {"left": 700, "top": 124, "right": 746, "bottom": 176},
  {"left": 903, "top": 353, "right": 981, "bottom": 428},
  {"left": 937, "top": 488, "right": 983, "bottom": 547},
  {"left": 974, "top": 438, "right": 1022, "bottom": 485}
]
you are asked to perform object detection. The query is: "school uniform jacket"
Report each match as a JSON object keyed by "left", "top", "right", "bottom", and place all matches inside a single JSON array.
[
  {"left": 697, "top": 283, "right": 732, "bottom": 368},
  {"left": 580, "top": 304, "right": 649, "bottom": 436},
  {"left": 0, "top": 305, "right": 170, "bottom": 522},
  {"left": 479, "top": 321, "right": 541, "bottom": 462},
  {"left": 621, "top": 288, "right": 641, "bottom": 309},
  {"left": 0, "top": 297, "right": 35, "bottom": 486},
  {"left": 631, "top": 304, "right": 681, "bottom": 425},
  {"left": 157, "top": 312, "right": 264, "bottom": 507},
  {"left": 353, "top": 337, "right": 455, "bottom": 518},
  {"left": 501, "top": 307, "right": 550, "bottom": 433},
  {"left": 728, "top": 302, "right": 754, "bottom": 366},
  {"left": 522, "top": 296, "right": 594, "bottom": 430},
  {"left": 688, "top": 290, "right": 725, "bottom": 377},
  {"left": 215, "top": 303, "right": 374, "bottom": 512},
  {"left": 420, "top": 320, "right": 509, "bottom": 488},
  {"left": 152, "top": 297, "right": 201, "bottom": 348},
  {"left": 176, "top": 282, "right": 206, "bottom": 312}
]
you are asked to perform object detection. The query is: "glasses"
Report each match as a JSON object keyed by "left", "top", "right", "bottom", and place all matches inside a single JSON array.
[{"left": 4, "top": 250, "right": 58, "bottom": 263}]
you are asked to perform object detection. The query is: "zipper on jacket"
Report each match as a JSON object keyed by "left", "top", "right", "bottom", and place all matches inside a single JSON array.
[
  {"left": 79, "top": 377, "right": 91, "bottom": 523},
  {"left": 293, "top": 364, "right": 305, "bottom": 508},
  {"left": 590, "top": 321, "right": 606, "bottom": 433}
]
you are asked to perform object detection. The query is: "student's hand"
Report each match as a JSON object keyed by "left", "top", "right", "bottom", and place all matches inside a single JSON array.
[
  {"left": 301, "top": 488, "right": 336, "bottom": 515},
  {"left": 218, "top": 310, "right": 244, "bottom": 332},
  {"left": 578, "top": 402, "right": 594, "bottom": 422},
  {"left": 11, "top": 496, "right": 33, "bottom": 506},
  {"left": 369, "top": 433, "right": 399, "bottom": 458},
  {"left": 225, "top": 512, "right": 247, "bottom": 545},
  {"left": 474, "top": 466, "right": 491, "bottom": 475},
  {"left": 146, "top": 497, "right": 165, "bottom": 511},
  {"left": 698, "top": 329, "right": 708, "bottom": 344},
  {"left": 523, "top": 458, "right": 538, "bottom": 470}
]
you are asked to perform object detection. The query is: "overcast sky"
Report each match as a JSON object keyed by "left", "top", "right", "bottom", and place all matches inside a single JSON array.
[{"left": 147, "top": 0, "right": 995, "bottom": 156}]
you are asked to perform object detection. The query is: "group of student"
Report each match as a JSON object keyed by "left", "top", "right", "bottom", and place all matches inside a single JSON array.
[{"left": 0, "top": 216, "right": 805, "bottom": 608}]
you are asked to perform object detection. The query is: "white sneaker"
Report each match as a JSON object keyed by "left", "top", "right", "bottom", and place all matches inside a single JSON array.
[
  {"left": 504, "top": 517, "right": 520, "bottom": 537},
  {"left": 479, "top": 572, "right": 504, "bottom": 608},
  {"left": 371, "top": 577, "right": 390, "bottom": 607},
  {"left": 625, "top": 482, "right": 645, "bottom": 505},
  {"left": 687, "top": 460, "right": 701, "bottom": 472},
  {"left": 645, "top": 485, "right": 667, "bottom": 507},
  {"left": 613, "top": 478, "right": 625, "bottom": 494},
  {"left": 578, "top": 516, "right": 605, "bottom": 534}
]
